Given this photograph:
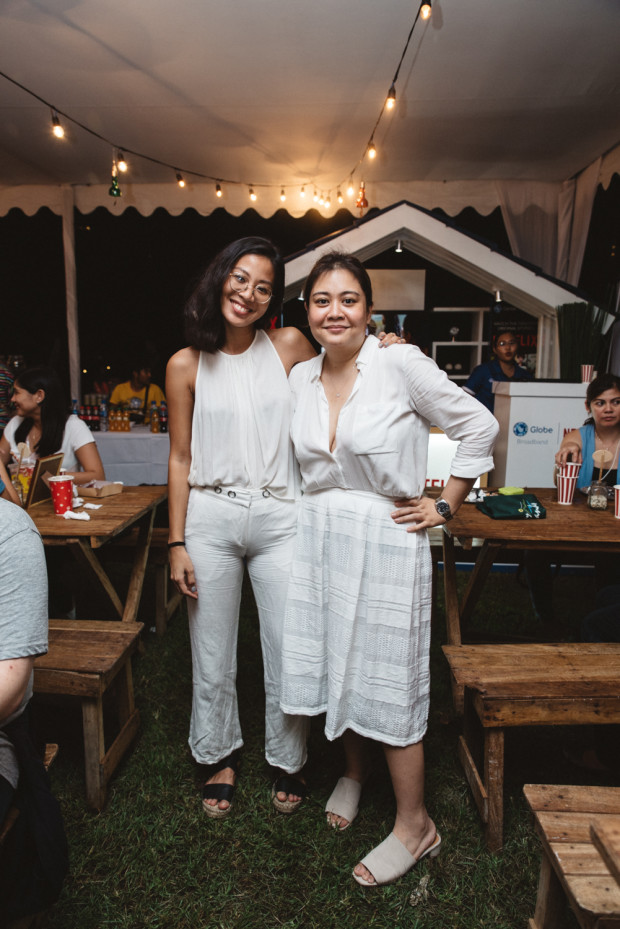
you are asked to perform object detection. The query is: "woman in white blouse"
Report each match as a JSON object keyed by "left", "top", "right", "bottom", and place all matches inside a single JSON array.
[{"left": 280, "top": 252, "right": 498, "bottom": 886}]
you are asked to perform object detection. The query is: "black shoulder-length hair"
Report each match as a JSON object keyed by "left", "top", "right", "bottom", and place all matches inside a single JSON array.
[
  {"left": 183, "top": 236, "right": 285, "bottom": 353},
  {"left": 14, "top": 366, "right": 69, "bottom": 458},
  {"left": 584, "top": 372, "right": 620, "bottom": 424}
]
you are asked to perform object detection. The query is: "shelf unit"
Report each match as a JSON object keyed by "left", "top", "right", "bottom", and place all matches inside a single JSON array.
[{"left": 432, "top": 307, "right": 487, "bottom": 381}]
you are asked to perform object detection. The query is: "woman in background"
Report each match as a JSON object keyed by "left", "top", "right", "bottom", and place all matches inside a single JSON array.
[
  {"left": 280, "top": 252, "right": 498, "bottom": 886},
  {"left": 0, "top": 366, "right": 104, "bottom": 486}
]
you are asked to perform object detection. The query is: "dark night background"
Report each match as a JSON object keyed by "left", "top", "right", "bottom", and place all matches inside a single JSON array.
[{"left": 1, "top": 175, "right": 618, "bottom": 397}]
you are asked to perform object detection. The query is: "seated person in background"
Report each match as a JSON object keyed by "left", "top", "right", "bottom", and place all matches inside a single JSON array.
[
  {"left": 0, "top": 360, "right": 14, "bottom": 437},
  {"left": 463, "top": 329, "right": 532, "bottom": 413},
  {"left": 525, "top": 373, "right": 620, "bottom": 628},
  {"left": 109, "top": 360, "right": 166, "bottom": 415},
  {"left": 0, "top": 497, "right": 68, "bottom": 919},
  {"left": 555, "top": 372, "right": 620, "bottom": 489},
  {"left": 0, "top": 366, "right": 105, "bottom": 487}
]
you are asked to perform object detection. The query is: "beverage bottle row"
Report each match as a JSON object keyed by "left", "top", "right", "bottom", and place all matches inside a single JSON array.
[{"left": 72, "top": 399, "right": 167, "bottom": 434}]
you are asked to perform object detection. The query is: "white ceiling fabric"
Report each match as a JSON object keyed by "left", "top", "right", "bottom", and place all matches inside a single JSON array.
[{"left": 1, "top": 0, "right": 619, "bottom": 221}]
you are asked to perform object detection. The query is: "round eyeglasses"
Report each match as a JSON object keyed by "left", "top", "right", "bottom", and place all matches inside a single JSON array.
[{"left": 229, "top": 271, "right": 273, "bottom": 304}]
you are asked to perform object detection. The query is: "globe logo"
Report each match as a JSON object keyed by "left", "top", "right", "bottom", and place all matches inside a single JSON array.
[{"left": 513, "top": 421, "right": 528, "bottom": 437}]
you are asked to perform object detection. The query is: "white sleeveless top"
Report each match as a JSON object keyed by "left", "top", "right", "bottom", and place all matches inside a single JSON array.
[{"left": 188, "top": 330, "right": 299, "bottom": 500}]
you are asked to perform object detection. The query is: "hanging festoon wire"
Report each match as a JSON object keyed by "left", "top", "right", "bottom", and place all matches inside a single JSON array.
[{"left": 1, "top": 0, "right": 432, "bottom": 213}]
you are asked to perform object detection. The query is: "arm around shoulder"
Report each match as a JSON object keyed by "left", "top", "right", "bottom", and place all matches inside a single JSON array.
[{"left": 268, "top": 327, "right": 316, "bottom": 375}]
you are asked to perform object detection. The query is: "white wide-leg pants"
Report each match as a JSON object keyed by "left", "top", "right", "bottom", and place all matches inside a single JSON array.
[{"left": 185, "top": 486, "right": 308, "bottom": 772}]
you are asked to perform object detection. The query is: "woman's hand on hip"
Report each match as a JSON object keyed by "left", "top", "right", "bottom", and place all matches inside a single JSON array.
[
  {"left": 169, "top": 546, "right": 198, "bottom": 599},
  {"left": 391, "top": 496, "right": 446, "bottom": 532}
]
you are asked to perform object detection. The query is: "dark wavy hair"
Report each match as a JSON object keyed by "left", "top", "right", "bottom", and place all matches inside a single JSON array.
[
  {"left": 14, "top": 366, "right": 69, "bottom": 457},
  {"left": 183, "top": 237, "right": 284, "bottom": 353},
  {"left": 303, "top": 251, "right": 374, "bottom": 309},
  {"left": 584, "top": 372, "right": 620, "bottom": 424}
]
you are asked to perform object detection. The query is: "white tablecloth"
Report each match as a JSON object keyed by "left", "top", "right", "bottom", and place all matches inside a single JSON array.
[{"left": 95, "top": 425, "right": 169, "bottom": 484}]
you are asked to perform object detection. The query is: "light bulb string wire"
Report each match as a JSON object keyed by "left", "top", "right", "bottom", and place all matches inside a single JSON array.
[{"left": 0, "top": 6, "right": 427, "bottom": 198}]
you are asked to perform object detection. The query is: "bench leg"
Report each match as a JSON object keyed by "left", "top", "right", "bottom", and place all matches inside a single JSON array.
[
  {"left": 82, "top": 696, "right": 106, "bottom": 811},
  {"left": 529, "top": 853, "right": 567, "bottom": 929},
  {"left": 154, "top": 564, "right": 167, "bottom": 636},
  {"left": 484, "top": 727, "right": 505, "bottom": 852}
]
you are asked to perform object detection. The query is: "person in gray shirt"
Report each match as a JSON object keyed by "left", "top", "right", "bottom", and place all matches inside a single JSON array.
[{"left": 0, "top": 497, "right": 48, "bottom": 819}]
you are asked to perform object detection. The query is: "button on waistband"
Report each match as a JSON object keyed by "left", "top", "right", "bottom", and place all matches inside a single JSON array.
[
  {"left": 262, "top": 489, "right": 271, "bottom": 497},
  {"left": 214, "top": 486, "right": 222, "bottom": 494},
  {"left": 227, "top": 490, "right": 236, "bottom": 498}
]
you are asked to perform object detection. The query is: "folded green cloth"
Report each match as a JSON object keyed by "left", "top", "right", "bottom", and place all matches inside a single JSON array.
[{"left": 476, "top": 493, "right": 546, "bottom": 520}]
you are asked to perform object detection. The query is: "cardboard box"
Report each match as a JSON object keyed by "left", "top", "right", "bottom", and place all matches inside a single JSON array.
[{"left": 81, "top": 481, "right": 124, "bottom": 498}]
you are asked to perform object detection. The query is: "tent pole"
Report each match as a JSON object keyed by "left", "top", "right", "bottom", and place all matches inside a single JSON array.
[{"left": 61, "top": 186, "right": 80, "bottom": 402}]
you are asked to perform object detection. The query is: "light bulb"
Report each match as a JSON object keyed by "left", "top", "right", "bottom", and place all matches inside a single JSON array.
[
  {"left": 117, "top": 152, "right": 128, "bottom": 172},
  {"left": 176, "top": 172, "right": 186, "bottom": 188},
  {"left": 300, "top": 186, "right": 306, "bottom": 198},
  {"left": 325, "top": 195, "right": 331, "bottom": 208},
  {"left": 313, "top": 190, "right": 319, "bottom": 202},
  {"left": 395, "top": 240, "right": 403, "bottom": 254},
  {"left": 280, "top": 189, "right": 286, "bottom": 202},
  {"left": 368, "top": 141, "right": 377, "bottom": 160},
  {"left": 420, "top": 1, "right": 431, "bottom": 20},
  {"left": 347, "top": 180, "right": 354, "bottom": 197},
  {"left": 319, "top": 192, "right": 325, "bottom": 205},
  {"left": 51, "top": 111, "right": 64, "bottom": 139},
  {"left": 215, "top": 183, "right": 222, "bottom": 197},
  {"left": 249, "top": 187, "right": 257, "bottom": 201},
  {"left": 337, "top": 190, "right": 343, "bottom": 204},
  {"left": 386, "top": 84, "right": 396, "bottom": 110}
]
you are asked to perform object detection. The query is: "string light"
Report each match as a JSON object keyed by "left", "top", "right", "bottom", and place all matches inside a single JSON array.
[
  {"left": 367, "top": 140, "right": 377, "bottom": 160},
  {"left": 319, "top": 192, "right": 325, "bottom": 205},
  {"left": 420, "top": 1, "right": 432, "bottom": 20},
  {"left": 300, "top": 186, "right": 306, "bottom": 198},
  {"left": 325, "top": 193, "right": 331, "bottom": 208},
  {"left": 117, "top": 151, "right": 128, "bottom": 172},
  {"left": 280, "top": 188, "right": 286, "bottom": 202},
  {"left": 386, "top": 84, "right": 396, "bottom": 110},
  {"left": 337, "top": 190, "right": 343, "bottom": 204},
  {"left": 313, "top": 190, "right": 319, "bottom": 203},
  {"left": 249, "top": 186, "right": 257, "bottom": 201},
  {"left": 176, "top": 172, "right": 186, "bottom": 188},
  {"left": 347, "top": 179, "right": 355, "bottom": 197},
  {"left": 215, "top": 183, "right": 222, "bottom": 197},
  {"left": 51, "top": 109, "right": 64, "bottom": 138},
  {"left": 395, "top": 239, "right": 403, "bottom": 253}
]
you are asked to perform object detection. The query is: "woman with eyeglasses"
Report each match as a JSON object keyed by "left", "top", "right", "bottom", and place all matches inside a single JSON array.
[
  {"left": 463, "top": 329, "right": 532, "bottom": 413},
  {"left": 166, "top": 237, "right": 319, "bottom": 819}
]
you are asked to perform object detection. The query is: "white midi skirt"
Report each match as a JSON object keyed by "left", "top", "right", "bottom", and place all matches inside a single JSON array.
[{"left": 280, "top": 488, "right": 432, "bottom": 746}]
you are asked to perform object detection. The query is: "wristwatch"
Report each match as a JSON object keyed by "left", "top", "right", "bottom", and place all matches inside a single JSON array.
[{"left": 435, "top": 498, "right": 453, "bottom": 522}]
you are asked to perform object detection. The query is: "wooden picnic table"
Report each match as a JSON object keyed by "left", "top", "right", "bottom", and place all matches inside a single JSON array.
[
  {"left": 442, "top": 487, "right": 620, "bottom": 646},
  {"left": 30, "top": 485, "right": 167, "bottom": 623}
]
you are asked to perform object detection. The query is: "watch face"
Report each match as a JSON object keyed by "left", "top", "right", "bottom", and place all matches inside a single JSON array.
[{"left": 436, "top": 500, "right": 451, "bottom": 519}]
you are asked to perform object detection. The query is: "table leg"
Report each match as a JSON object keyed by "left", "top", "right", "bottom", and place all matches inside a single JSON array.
[
  {"left": 68, "top": 539, "right": 124, "bottom": 618},
  {"left": 529, "top": 853, "right": 567, "bottom": 929},
  {"left": 460, "top": 540, "right": 498, "bottom": 632},
  {"left": 442, "top": 531, "right": 462, "bottom": 647},
  {"left": 484, "top": 727, "right": 505, "bottom": 852},
  {"left": 122, "top": 511, "right": 154, "bottom": 623}
]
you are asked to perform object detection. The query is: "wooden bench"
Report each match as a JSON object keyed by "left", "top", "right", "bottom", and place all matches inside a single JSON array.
[
  {"left": 443, "top": 643, "right": 620, "bottom": 851},
  {"left": 524, "top": 784, "right": 620, "bottom": 928},
  {"left": 34, "top": 620, "right": 143, "bottom": 810},
  {"left": 101, "top": 526, "right": 182, "bottom": 635}
]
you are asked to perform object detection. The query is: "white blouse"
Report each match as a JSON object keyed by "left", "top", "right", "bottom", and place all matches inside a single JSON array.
[
  {"left": 289, "top": 336, "right": 498, "bottom": 499},
  {"left": 189, "top": 329, "right": 299, "bottom": 500}
]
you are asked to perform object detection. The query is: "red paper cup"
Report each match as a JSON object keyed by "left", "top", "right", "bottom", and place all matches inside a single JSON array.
[
  {"left": 581, "top": 364, "right": 594, "bottom": 383},
  {"left": 560, "top": 461, "right": 581, "bottom": 479},
  {"left": 557, "top": 474, "right": 577, "bottom": 505},
  {"left": 49, "top": 475, "right": 74, "bottom": 515},
  {"left": 615, "top": 485, "right": 620, "bottom": 519}
]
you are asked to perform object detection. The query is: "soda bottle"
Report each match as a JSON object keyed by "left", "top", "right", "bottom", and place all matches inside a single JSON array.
[
  {"left": 150, "top": 401, "right": 160, "bottom": 434},
  {"left": 159, "top": 401, "right": 168, "bottom": 434},
  {"left": 100, "top": 400, "right": 108, "bottom": 432}
]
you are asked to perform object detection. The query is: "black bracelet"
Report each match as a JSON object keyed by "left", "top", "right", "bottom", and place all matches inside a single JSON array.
[{"left": 167, "top": 541, "right": 186, "bottom": 549}]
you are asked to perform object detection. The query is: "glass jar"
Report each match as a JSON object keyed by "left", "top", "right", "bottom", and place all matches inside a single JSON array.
[{"left": 587, "top": 481, "right": 609, "bottom": 510}]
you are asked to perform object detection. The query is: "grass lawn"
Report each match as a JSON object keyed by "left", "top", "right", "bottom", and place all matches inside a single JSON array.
[{"left": 39, "top": 564, "right": 612, "bottom": 928}]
